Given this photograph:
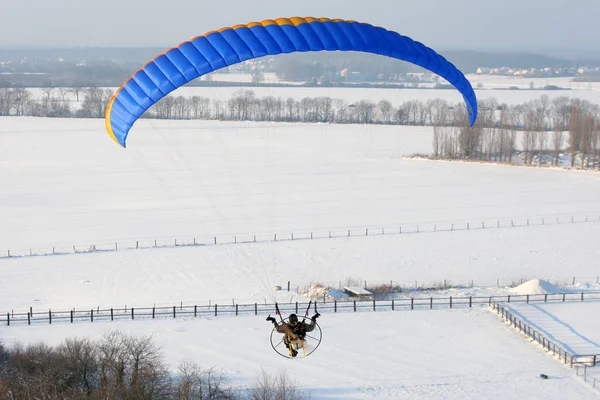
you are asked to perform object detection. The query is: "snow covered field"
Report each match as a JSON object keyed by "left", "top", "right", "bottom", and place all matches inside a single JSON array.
[
  {"left": 2, "top": 115, "right": 600, "bottom": 398},
  {"left": 2, "top": 309, "right": 597, "bottom": 399}
]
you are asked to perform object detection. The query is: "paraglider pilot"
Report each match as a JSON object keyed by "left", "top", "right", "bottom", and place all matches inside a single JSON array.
[{"left": 267, "top": 312, "right": 320, "bottom": 357}]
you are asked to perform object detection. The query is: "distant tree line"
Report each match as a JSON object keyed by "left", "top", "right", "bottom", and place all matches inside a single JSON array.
[
  {"left": 0, "top": 333, "right": 310, "bottom": 399},
  {"left": 431, "top": 96, "right": 600, "bottom": 168},
  {"left": 1, "top": 86, "right": 598, "bottom": 168}
]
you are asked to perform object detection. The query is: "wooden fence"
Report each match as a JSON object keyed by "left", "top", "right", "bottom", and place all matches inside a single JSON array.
[
  {"left": 1, "top": 213, "right": 599, "bottom": 260},
  {"left": 4, "top": 291, "right": 600, "bottom": 329}
]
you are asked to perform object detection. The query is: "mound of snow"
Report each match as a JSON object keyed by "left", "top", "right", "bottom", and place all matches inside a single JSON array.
[
  {"left": 511, "top": 279, "right": 561, "bottom": 295},
  {"left": 301, "top": 284, "right": 349, "bottom": 300}
]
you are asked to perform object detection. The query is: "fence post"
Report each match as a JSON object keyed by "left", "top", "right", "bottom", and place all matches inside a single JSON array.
[
  {"left": 194, "top": 305, "right": 197, "bottom": 317},
  {"left": 131, "top": 308, "right": 134, "bottom": 320},
  {"left": 527, "top": 295, "right": 529, "bottom": 303},
  {"left": 544, "top": 294, "right": 547, "bottom": 303},
  {"left": 6, "top": 313, "right": 9, "bottom": 326},
  {"left": 274, "top": 234, "right": 277, "bottom": 241},
  {"left": 348, "top": 230, "right": 350, "bottom": 237},
  {"left": 111, "top": 308, "right": 113, "bottom": 321},
  {"left": 28, "top": 312, "right": 30, "bottom": 325},
  {"left": 508, "top": 295, "right": 511, "bottom": 303},
  {"left": 115, "top": 243, "right": 118, "bottom": 250},
  {"left": 373, "top": 300, "right": 376, "bottom": 311},
  {"left": 91, "top": 309, "right": 94, "bottom": 322},
  {"left": 469, "top": 296, "right": 472, "bottom": 307},
  {"left": 563, "top": 293, "right": 565, "bottom": 302},
  {"left": 366, "top": 228, "right": 369, "bottom": 236},
  {"left": 450, "top": 296, "right": 452, "bottom": 309},
  {"left": 353, "top": 300, "right": 356, "bottom": 312},
  {"left": 255, "top": 303, "right": 257, "bottom": 315},
  {"left": 49, "top": 310, "right": 52, "bottom": 324},
  {"left": 581, "top": 292, "right": 584, "bottom": 301},
  {"left": 295, "top": 302, "right": 298, "bottom": 314},
  {"left": 152, "top": 307, "right": 155, "bottom": 319},
  {"left": 236, "top": 304, "right": 238, "bottom": 316},
  {"left": 70, "top": 310, "right": 73, "bottom": 323},
  {"left": 430, "top": 297, "right": 433, "bottom": 309},
  {"left": 214, "top": 304, "right": 218, "bottom": 316},
  {"left": 214, "top": 237, "right": 217, "bottom": 245},
  {"left": 411, "top": 298, "right": 414, "bottom": 310},
  {"left": 391, "top": 299, "right": 394, "bottom": 311},
  {"left": 334, "top": 300, "right": 337, "bottom": 312},
  {"left": 173, "top": 306, "right": 176, "bottom": 318}
]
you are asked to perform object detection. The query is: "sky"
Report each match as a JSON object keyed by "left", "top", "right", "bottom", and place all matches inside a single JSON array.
[{"left": 3, "top": 0, "right": 599, "bottom": 55}]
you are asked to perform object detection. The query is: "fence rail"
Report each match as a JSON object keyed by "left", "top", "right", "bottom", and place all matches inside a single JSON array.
[
  {"left": 4, "top": 291, "right": 600, "bottom": 328},
  {"left": 490, "top": 300, "right": 600, "bottom": 368},
  {"left": 1, "top": 214, "right": 599, "bottom": 260}
]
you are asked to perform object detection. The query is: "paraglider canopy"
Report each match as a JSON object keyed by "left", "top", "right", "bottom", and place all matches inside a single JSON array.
[{"left": 105, "top": 17, "right": 478, "bottom": 147}]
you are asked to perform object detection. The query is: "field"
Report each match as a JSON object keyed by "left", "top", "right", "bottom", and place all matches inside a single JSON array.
[{"left": 1, "top": 80, "right": 600, "bottom": 397}]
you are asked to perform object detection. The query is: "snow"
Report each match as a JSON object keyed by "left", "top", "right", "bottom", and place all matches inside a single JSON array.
[
  {"left": 512, "top": 280, "right": 562, "bottom": 295},
  {"left": 503, "top": 302, "right": 600, "bottom": 356},
  {"left": 2, "top": 310, "right": 597, "bottom": 399},
  {"left": 1, "top": 114, "right": 600, "bottom": 398}
]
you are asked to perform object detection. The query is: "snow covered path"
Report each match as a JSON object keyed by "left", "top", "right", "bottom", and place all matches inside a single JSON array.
[{"left": 506, "top": 302, "right": 600, "bottom": 356}]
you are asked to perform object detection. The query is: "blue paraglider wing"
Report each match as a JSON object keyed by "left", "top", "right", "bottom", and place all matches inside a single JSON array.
[{"left": 106, "top": 17, "right": 477, "bottom": 147}]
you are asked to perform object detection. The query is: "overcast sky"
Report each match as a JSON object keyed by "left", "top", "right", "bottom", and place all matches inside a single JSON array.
[{"left": 2, "top": 0, "right": 598, "bottom": 54}]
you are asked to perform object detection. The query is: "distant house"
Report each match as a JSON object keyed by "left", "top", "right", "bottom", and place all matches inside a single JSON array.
[{"left": 476, "top": 67, "right": 491, "bottom": 74}]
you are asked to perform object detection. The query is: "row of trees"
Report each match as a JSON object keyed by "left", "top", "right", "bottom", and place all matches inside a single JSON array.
[
  {"left": 431, "top": 96, "right": 600, "bottom": 168},
  {"left": 1, "top": 86, "right": 599, "bottom": 168},
  {"left": 0, "top": 332, "right": 310, "bottom": 399}
]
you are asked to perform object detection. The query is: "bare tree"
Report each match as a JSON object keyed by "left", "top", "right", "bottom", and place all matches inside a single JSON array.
[
  {"left": 355, "top": 100, "right": 375, "bottom": 123},
  {"left": 552, "top": 129, "right": 564, "bottom": 166},
  {"left": 69, "top": 84, "right": 85, "bottom": 102},
  {"left": 569, "top": 102, "right": 582, "bottom": 167},
  {"left": 551, "top": 96, "right": 571, "bottom": 131},
  {"left": 0, "top": 88, "right": 14, "bottom": 115},
  {"left": 248, "top": 368, "right": 311, "bottom": 400},
  {"left": 535, "top": 131, "right": 548, "bottom": 166},
  {"left": 377, "top": 100, "right": 393, "bottom": 124}
]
